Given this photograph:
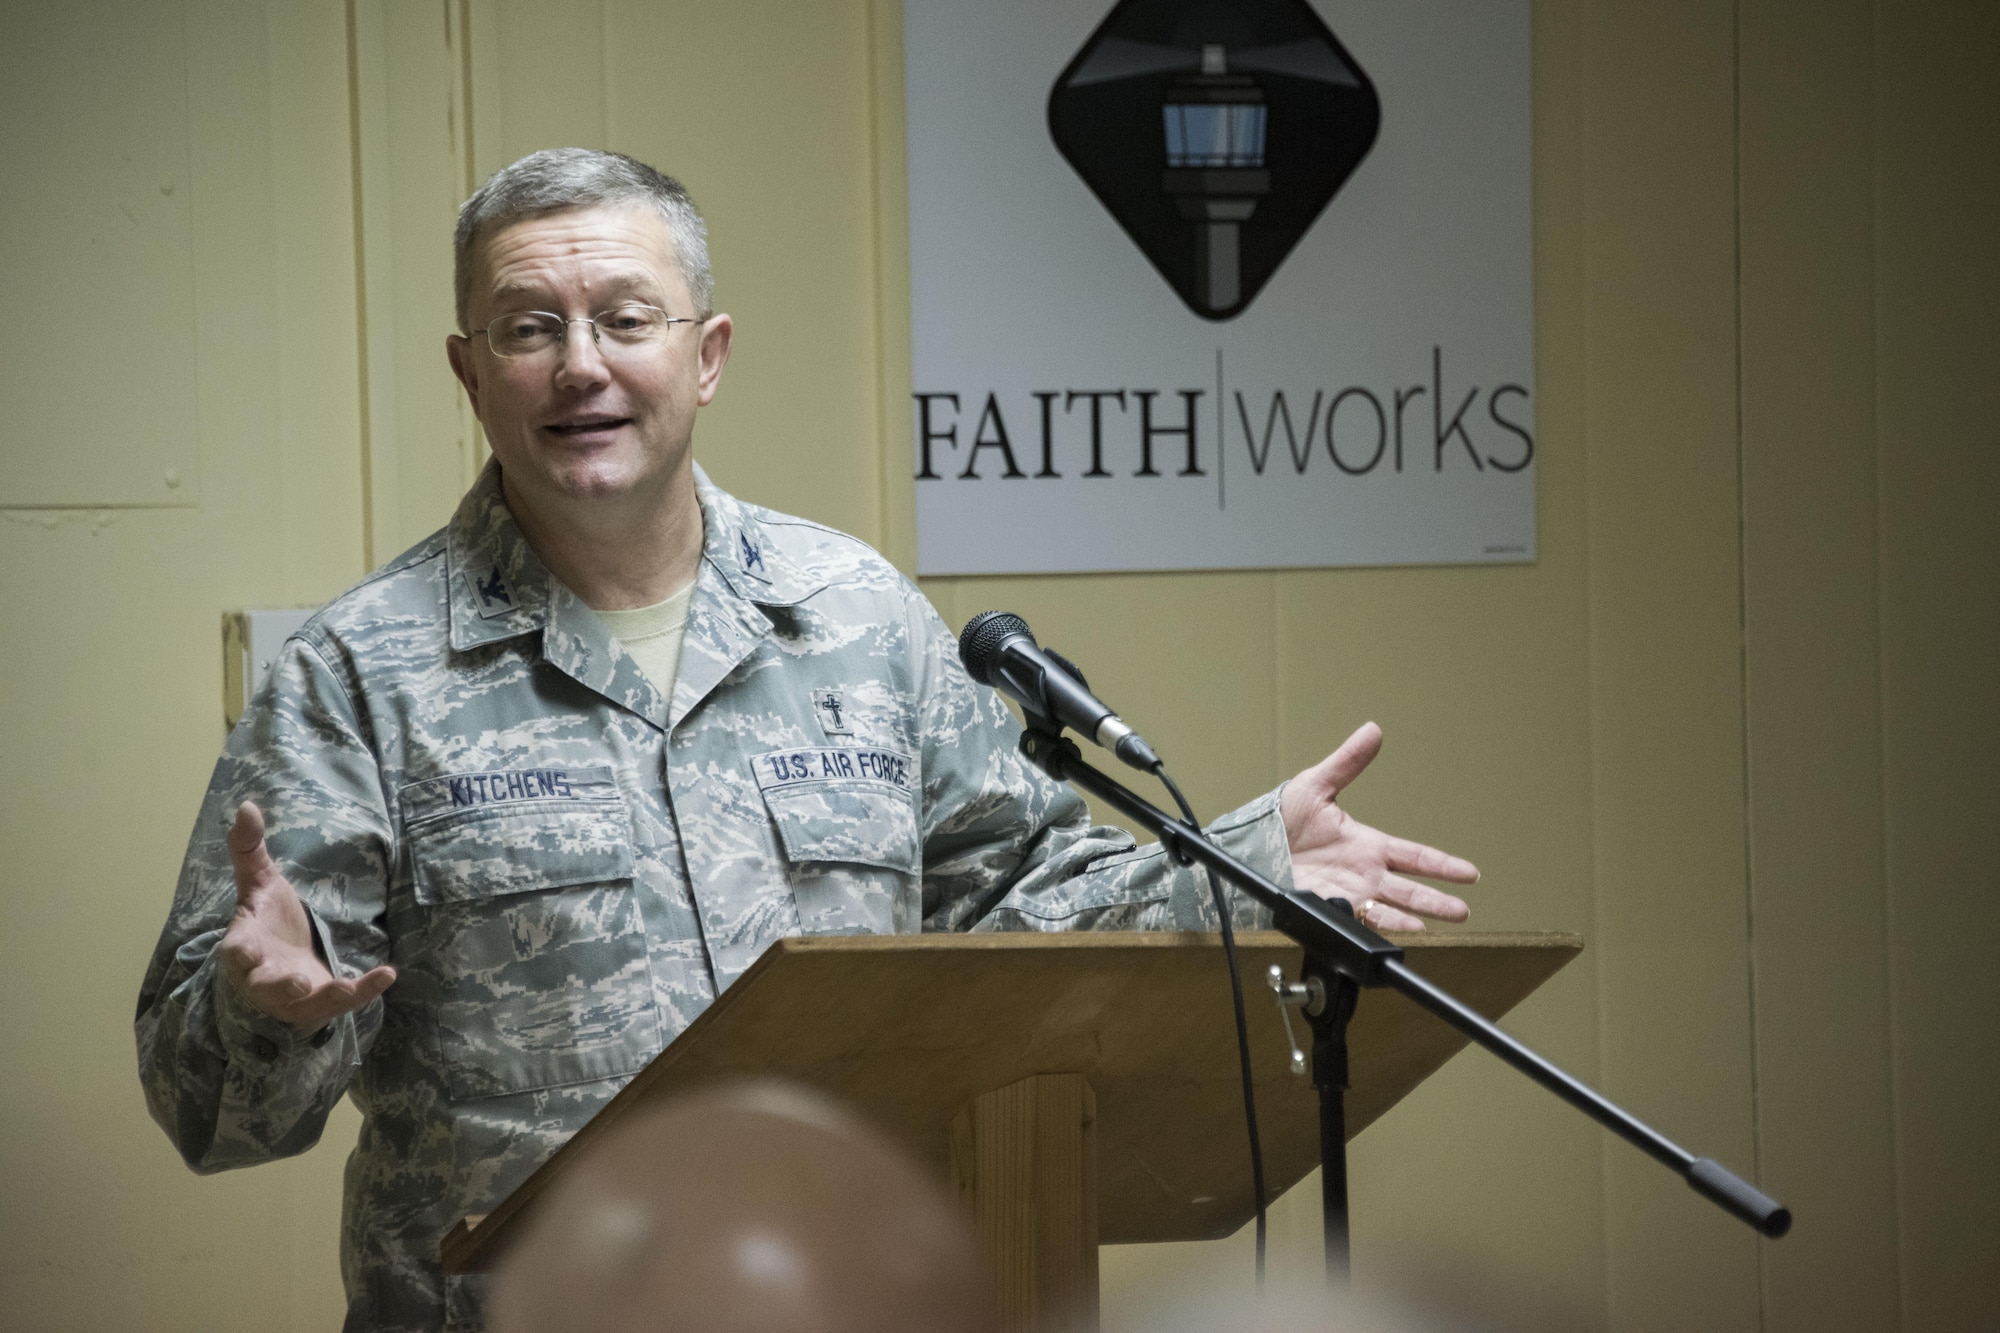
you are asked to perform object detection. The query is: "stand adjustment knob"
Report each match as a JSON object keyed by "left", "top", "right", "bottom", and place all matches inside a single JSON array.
[{"left": 1266, "top": 964, "right": 1327, "bottom": 1076}]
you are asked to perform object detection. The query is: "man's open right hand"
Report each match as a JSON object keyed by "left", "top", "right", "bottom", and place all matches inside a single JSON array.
[{"left": 217, "top": 801, "right": 396, "bottom": 1032}]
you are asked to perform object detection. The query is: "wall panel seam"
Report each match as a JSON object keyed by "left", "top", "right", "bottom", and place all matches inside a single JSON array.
[
  {"left": 600, "top": 0, "right": 613, "bottom": 148},
  {"left": 0, "top": 503, "right": 204, "bottom": 514},
  {"left": 345, "top": 0, "right": 377, "bottom": 570},
  {"left": 457, "top": 0, "right": 477, "bottom": 199},
  {"left": 180, "top": 0, "right": 206, "bottom": 510},
  {"left": 1577, "top": 1, "right": 1614, "bottom": 1320},
  {"left": 866, "top": 0, "right": 890, "bottom": 554},
  {"left": 1866, "top": 2, "right": 1911, "bottom": 1324}
]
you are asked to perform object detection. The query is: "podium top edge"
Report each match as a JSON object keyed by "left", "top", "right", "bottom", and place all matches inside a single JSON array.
[{"left": 769, "top": 929, "right": 1584, "bottom": 955}]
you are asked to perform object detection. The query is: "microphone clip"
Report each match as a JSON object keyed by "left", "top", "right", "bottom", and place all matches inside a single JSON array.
[
  {"left": 1016, "top": 724, "right": 1082, "bottom": 782},
  {"left": 1028, "top": 647, "right": 1095, "bottom": 744}
]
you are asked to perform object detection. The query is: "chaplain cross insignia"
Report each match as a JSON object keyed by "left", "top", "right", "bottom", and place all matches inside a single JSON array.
[{"left": 812, "top": 688, "right": 854, "bottom": 737}]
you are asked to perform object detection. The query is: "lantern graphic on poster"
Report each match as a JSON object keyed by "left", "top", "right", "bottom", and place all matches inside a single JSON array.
[
  {"left": 1160, "top": 43, "right": 1270, "bottom": 312},
  {"left": 1049, "top": 0, "right": 1380, "bottom": 321}
]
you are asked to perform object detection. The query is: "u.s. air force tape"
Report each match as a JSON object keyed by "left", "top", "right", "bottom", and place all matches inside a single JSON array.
[{"left": 751, "top": 746, "right": 914, "bottom": 792}]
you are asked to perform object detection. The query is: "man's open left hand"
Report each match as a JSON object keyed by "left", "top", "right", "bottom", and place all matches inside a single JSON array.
[
  {"left": 217, "top": 800, "right": 396, "bottom": 1031},
  {"left": 1279, "top": 722, "right": 1479, "bottom": 932}
]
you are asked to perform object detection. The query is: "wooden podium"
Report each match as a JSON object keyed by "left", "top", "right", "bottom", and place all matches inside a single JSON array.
[{"left": 443, "top": 929, "right": 1579, "bottom": 1329}]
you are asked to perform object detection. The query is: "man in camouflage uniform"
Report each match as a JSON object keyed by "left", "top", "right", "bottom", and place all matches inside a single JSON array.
[{"left": 137, "top": 150, "right": 1477, "bottom": 1332}]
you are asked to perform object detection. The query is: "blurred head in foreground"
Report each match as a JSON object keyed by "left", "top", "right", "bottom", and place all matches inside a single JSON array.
[{"left": 488, "top": 1081, "right": 998, "bottom": 1333}]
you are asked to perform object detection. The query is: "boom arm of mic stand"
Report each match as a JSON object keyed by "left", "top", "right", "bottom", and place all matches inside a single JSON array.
[{"left": 1015, "top": 729, "right": 1793, "bottom": 1239}]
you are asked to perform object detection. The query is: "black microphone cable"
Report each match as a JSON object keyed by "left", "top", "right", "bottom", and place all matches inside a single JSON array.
[
  {"left": 957, "top": 613, "right": 1269, "bottom": 1282},
  {"left": 1151, "top": 761, "right": 1269, "bottom": 1287}
]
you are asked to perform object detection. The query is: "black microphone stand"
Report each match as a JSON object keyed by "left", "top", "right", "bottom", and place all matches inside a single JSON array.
[{"left": 1014, "top": 726, "right": 1791, "bottom": 1279}]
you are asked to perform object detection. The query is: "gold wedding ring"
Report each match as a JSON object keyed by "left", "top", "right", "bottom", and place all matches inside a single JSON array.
[{"left": 1355, "top": 899, "right": 1377, "bottom": 926}]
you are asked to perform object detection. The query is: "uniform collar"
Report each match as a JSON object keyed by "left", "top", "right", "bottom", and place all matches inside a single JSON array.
[
  {"left": 691, "top": 463, "right": 825, "bottom": 608},
  {"left": 445, "top": 460, "right": 551, "bottom": 651},
  {"left": 445, "top": 460, "right": 825, "bottom": 731}
]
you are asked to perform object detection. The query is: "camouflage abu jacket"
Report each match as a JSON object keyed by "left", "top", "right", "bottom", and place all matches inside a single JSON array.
[{"left": 135, "top": 461, "right": 1288, "bottom": 1332}]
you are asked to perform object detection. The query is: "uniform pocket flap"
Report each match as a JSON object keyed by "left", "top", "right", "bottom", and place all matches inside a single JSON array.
[
  {"left": 752, "top": 747, "right": 920, "bottom": 875},
  {"left": 399, "top": 766, "right": 633, "bottom": 905}
]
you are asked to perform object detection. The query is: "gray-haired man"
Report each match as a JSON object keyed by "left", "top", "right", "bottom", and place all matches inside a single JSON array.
[{"left": 137, "top": 149, "right": 1477, "bottom": 1332}]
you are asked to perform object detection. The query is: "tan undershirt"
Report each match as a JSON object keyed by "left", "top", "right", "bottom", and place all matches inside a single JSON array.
[{"left": 595, "top": 581, "right": 696, "bottom": 697}]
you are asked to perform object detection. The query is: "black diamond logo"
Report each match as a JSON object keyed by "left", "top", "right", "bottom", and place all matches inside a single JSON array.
[{"left": 1048, "top": 0, "right": 1380, "bottom": 321}]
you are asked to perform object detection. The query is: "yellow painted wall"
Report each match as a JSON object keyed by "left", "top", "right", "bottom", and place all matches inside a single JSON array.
[{"left": 0, "top": 1, "right": 1992, "bottom": 1328}]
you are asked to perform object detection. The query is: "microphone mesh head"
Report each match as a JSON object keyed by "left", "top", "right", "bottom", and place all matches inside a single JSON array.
[{"left": 958, "top": 611, "right": 1032, "bottom": 685}]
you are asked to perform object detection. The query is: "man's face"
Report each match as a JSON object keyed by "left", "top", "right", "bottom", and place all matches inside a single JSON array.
[{"left": 447, "top": 204, "right": 731, "bottom": 516}]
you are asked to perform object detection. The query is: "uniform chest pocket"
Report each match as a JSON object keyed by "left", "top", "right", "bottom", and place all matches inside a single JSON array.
[
  {"left": 400, "top": 768, "right": 660, "bottom": 1101},
  {"left": 752, "top": 746, "right": 920, "bottom": 874},
  {"left": 752, "top": 746, "right": 921, "bottom": 938}
]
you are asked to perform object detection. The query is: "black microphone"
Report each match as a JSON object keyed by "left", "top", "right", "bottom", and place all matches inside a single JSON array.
[{"left": 958, "top": 611, "right": 1161, "bottom": 770}]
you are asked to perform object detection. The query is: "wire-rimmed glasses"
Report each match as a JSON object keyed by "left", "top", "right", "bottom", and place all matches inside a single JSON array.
[{"left": 470, "top": 303, "right": 700, "bottom": 359}]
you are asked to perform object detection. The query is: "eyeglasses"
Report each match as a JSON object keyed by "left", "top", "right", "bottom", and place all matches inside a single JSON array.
[{"left": 470, "top": 303, "right": 701, "bottom": 359}]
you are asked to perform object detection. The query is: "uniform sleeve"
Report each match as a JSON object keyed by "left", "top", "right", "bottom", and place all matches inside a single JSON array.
[
  {"left": 906, "top": 592, "right": 1292, "bottom": 934},
  {"left": 134, "top": 633, "right": 394, "bottom": 1173}
]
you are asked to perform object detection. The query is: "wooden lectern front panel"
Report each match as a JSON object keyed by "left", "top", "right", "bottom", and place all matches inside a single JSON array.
[
  {"left": 952, "top": 1074, "right": 1100, "bottom": 1332},
  {"left": 442, "top": 930, "right": 1579, "bottom": 1275}
]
